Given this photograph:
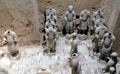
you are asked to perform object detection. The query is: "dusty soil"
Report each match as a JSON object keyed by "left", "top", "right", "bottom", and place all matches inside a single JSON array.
[
  {"left": 37, "top": 0, "right": 100, "bottom": 15},
  {"left": 0, "top": 0, "right": 39, "bottom": 46},
  {"left": 0, "top": 0, "right": 100, "bottom": 46}
]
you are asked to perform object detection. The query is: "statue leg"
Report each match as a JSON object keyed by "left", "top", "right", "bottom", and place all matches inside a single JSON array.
[{"left": 51, "top": 40, "right": 56, "bottom": 53}]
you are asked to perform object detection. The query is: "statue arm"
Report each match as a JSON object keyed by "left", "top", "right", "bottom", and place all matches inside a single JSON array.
[
  {"left": 73, "top": 11, "right": 76, "bottom": 21},
  {"left": 1, "top": 33, "right": 8, "bottom": 45},
  {"left": 13, "top": 32, "right": 17, "bottom": 45},
  {"left": 64, "top": 12, "right": 68, "bottom": 21},
  {"left": 2, "top": 33, "right": 7, "bottom": 41},
  {"left": 79, "top": 12, "right": 83, "bottom": 20}
]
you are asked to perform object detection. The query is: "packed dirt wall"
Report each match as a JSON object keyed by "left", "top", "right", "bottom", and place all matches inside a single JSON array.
[{"left": 0, "top": 0, "right": 100, "bottom": 46}]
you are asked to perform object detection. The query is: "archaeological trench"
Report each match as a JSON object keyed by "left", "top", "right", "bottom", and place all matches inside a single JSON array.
[{"left": 0, "top": 0, "right": 120, "bottom": 74}]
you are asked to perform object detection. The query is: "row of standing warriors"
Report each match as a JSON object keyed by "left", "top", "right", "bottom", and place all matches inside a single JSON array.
[
  {"left": 43, "top": 5, "right": 119, "bottom": 74},
  {"left": 0, "top": 5, "right": 118, "bottom": 74}
]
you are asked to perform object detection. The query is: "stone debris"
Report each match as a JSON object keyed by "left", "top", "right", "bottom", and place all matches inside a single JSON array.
[{"left": 0, "top": 36, "right": 119, "bottom": 74}]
